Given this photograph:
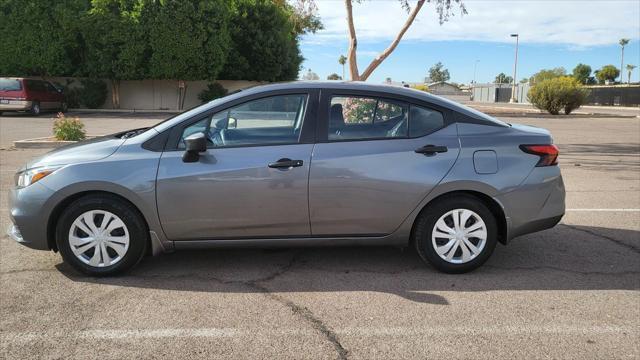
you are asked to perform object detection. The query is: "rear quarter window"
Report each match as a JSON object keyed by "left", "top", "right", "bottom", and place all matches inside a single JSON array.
[
  {"left": 0, "top": 79, "right": 22, "bottom": 91},
  {"left": 409, "top": 106, "right": 444, "bottom": 137}
]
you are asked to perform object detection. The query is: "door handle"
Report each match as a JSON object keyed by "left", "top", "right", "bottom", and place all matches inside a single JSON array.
[
  {"left": 415, "top": 145, "right": 448, "bottom": 156},
  {"left": 268, "top": 158, "right": 304, "bottom": 168}
]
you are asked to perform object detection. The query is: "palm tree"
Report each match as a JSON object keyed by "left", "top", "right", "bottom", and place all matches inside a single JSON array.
[
  {"left": 627, "top": 64, "right": 637, "bottom": 85},
  {"left": 338, "top": 55, "right": 347, "bottom": 80},
  {"left": 619, "top": 39, "right": 630, "bottom": 83}
]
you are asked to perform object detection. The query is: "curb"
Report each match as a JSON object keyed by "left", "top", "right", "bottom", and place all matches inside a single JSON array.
[{"left": 14, "top": 136, "right": 99, "bottom": 149}]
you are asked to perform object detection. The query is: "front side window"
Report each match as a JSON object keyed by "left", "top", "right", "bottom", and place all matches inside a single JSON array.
[
  {"left": 329, "top": 96, "right": 408, "bottom": 141},
  {"left": 179, "top": 94, "right": 307, "bottom": 148}
]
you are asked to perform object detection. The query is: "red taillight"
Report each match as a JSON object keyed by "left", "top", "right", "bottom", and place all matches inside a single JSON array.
[{"left": 520, "top": 144, "right": 559, "bottom": 166}]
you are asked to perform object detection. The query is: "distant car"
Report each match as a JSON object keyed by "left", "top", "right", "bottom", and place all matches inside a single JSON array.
[
  {"left": 8, "top": 82, "right": 565, "bottom": 276},
  {"left": 0, "top": 77, "right": 67, "bottom": 116}
]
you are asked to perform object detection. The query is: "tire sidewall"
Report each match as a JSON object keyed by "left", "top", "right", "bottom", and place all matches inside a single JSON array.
[
  {"left": 56, "top": 195, "right": 147, "bottom": 276},
  {"left": 415, "top": 195, "right": 498, "bottom": 273},
  {"left": 31, "top": 102, "right": 40, "bottom": 115}
]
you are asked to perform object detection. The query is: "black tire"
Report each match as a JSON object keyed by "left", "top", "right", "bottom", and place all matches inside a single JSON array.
[
  {"left": 30, "top": 101, "right": 41, "bottom": 115},
  {"left": 60, "top": 102, "right": 68, "bottom": 113},
  {"left": 414, "top": 194, "right": 498, "bottom": 273},
  {"left": 56, "top": 194, "right": 148, "bottom": 276}
]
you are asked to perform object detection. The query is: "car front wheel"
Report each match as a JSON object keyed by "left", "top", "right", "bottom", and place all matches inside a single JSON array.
[
  {"left": 56, "top": 194, "right": 148, "bottom": 276},
  {"left": 414, "top": 195, "right": 498, "bottom": 273}
]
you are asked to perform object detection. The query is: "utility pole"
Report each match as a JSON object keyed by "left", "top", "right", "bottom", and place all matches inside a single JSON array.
[{"left": 509, "top": 34, "right": 519, "bottom": 103}]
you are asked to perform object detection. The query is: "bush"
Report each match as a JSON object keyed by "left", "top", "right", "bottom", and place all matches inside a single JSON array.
[
  {"left": 198, "top": 82, "right": 228, "bottom": 103},
  {"left": 53, "top": 80, "right": 81, "bottom": 108},
  {"left": 527, "top": 77, "right": 589, "bottom": 115},
  {"left": 78, "top": 79, "right": 108, "bottom": 108},
  {"left": 53, "top": 113, "right": 86, "bottom": 141},
  {"left": 411, "top": 84, "right": 430, "bottom": 92}
]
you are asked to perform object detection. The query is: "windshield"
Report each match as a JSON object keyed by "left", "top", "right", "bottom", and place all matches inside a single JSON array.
[{"left": 0, "top": 78, "right": 22, "bottom": 91}]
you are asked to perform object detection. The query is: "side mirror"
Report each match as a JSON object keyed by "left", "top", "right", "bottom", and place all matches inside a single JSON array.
[
  {"left": 228, "top": 117, "right": 238, "bottom": 129},
  {"left": 182, "top": 132, "right": 207, "bottom": 163}
]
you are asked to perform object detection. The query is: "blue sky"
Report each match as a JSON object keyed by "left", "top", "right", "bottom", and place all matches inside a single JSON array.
[{"left": 298, "top": 0, "right": 640, "bottom": 84}]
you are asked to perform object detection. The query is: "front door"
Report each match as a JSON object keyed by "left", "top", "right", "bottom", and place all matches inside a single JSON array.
[
  {"left": 309, "top": 92, "right": 461, "bottom": 236},
  {"left": 156, "top": 93, "right": 315, "bottom": 240}
]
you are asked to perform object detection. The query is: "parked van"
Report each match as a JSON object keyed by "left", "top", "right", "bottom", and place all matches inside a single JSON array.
[{"left": 0, "top": 78, "right": 67, "bottom": 116}]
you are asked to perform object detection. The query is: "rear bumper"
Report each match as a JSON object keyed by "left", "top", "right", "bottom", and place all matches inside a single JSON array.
[
  {"left": 497, "top": 165, "right": 566, "bottom": 241},
  {"left": 0, "top": 100, "right": 32, "bottom": 111}
]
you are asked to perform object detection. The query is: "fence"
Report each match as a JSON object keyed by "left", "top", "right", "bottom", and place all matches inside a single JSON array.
[
  {"left": 471, "top": 83, "right": 530, "bottom": 104},
  {"left": 47, "top": 78, "right": 260, "bottom": 111}
]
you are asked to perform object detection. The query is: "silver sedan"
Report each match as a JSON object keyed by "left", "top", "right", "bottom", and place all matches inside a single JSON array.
[{"left": 8, "top": 82, "right": 565, "bottom": 276}]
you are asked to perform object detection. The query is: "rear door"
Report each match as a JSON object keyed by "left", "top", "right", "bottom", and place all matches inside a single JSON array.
[
  {"left": 309, "top": 90, "right": 461, "bottom": 236},
  {"left": 156, "top": 90, "right": 318, "bottom": 240}
]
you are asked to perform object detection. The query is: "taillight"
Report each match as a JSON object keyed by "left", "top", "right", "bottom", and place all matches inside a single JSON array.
[{"left": 520, "top": 144, "right": 559, "bottom": 166}]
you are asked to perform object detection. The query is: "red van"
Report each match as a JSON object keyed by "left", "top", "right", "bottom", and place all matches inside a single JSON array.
[{"left": 0, "top": 77, "right": 67, "bottom": 116}]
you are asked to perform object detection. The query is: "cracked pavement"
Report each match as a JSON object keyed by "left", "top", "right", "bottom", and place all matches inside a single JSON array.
[{"left": 1, "top": 112, "right": 639, "bottom": 359}]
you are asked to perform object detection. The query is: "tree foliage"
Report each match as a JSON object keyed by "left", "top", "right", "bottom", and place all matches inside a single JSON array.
[
  {"left": 596, "top": 65, "right": 620, "bottom": 83},
  {"left": 428, "top": 62, "right": 450, "bottom": 82},
  {"left": 220, "top": 0, "right": 302, "bottom": 81},
  {"left": 572, "top": 64, "right": 591, "bottom": 84},
  {"left": 0, "top": 0, "right": 88, "bottom": 76},
  {"left": 143, "top": 0, "right": 230, "bottom": 81},
  {"left": 494, "top": 73, "right": 513, "bottom": 84},
  {"left": 327, "top": 73, "right": 342, "bottom": 80},
  {"left": 198, "top": 82, "right": 228, "bottom": 103},
  {"left": 528, "top": 77, "right": 589, "bottom": 115},
  {"left": 529, "top": 67, "right": 566, "bottom": 84}
]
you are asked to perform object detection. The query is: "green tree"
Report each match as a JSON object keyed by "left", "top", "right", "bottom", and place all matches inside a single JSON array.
[
  {"left": 428, "top": 62, "right": 450, "bottom": 82},
  {"left": 572, "top": 63, "right": 592, "bottom": 84},
  {"left": 529, "top": 67, "right": 566, "bottom": 84},
  {"left": 626, "top": 64, "right": 637, "bottom": 84},
  {"left": 596, "top": 65, "right": 620, "bottom": 84},
  {"left": 327, "top": 73, "right": 342, "bottom": 80},
  {"left": 82, "top": 0, "right": 147, "bottom": 108},
  {"left": 0, "top": 0, "right": 88, "bottom": 76},
  {"left": 338, "top": 55, "right": 347, "bottom": 80},
  {"left": 302, "top": 69, "right": 319, "bottom": 80},
  {"left": 143, "top": 0, "right": 231, "bottom": 109},
  {"left": 220, "top": 0, "right": 302, "bottom": 82},
  {"left": 519, "top": 78, "right": 529, "bottom": 84},
  {"left": 494, "top": 73, "right": 513, "bottom": 84},
  {"left": 619, "top": 38, "right": 630, "bottom": 82}
]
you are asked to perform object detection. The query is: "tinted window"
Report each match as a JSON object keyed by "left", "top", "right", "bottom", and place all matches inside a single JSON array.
[
  {"left": 0, "top": 79, "right": 22, "bottom": 91},
  {"left": 329, "top": 96, "right": 408, "bottom": 141},
  {"left": 409, "top": 106, "right": 444, "bottom": 137},
  {"left": 179, "top": 94, "right": 307, "bottom": 148}
]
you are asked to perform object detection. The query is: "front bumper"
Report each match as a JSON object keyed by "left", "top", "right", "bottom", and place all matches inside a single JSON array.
[
  {"left": 0, "top": 100, "right": 32, "bottom": 111},
  {"left": 8, "top": 182, "right": 56, "bottom": 250}
]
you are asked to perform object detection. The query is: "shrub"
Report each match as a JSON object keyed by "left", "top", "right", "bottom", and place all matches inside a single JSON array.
[
  {"left": 78, "top": 79, "right": 108, "bottom": 108},
  {"left": 527, "top": 76, "right": 589, "bottom": 115},
  {"left": 53, "top": 113, "right": 86, "bottom": 141},
  {"left": 54, "top": 80, "right": 81, "bottom": 108},
  {"left": 411, "top": 84, "right": 430, "bottom": 92},
  {"left": 198, "top": 82, "right": 228, "bottom": 103}
]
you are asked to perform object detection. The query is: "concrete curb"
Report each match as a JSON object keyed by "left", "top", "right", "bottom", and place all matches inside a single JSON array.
[{"left": 14, "top": 136, "right": 99, "bottom": 149}]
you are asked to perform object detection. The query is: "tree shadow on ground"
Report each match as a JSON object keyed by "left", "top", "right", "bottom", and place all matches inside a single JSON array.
[{"left": 57, "top": 224, "right": 640, "bottom": 305}]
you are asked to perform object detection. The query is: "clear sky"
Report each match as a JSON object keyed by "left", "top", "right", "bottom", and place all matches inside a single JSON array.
[{"left": 298, "top": 0, "right": 640, "bottom": 84}]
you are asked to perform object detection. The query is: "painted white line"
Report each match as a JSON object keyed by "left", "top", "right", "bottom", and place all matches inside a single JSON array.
[
  {"left": 1, "top": 326, "right": 636, "bottom": 343},
  {"left": 566, "top": 208, "right": 640, "bottom": 212}
]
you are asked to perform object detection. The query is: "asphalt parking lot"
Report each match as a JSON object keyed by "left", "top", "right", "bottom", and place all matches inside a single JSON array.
[{"left": 0, "top": 110, "right": 639, "bottom": 359}]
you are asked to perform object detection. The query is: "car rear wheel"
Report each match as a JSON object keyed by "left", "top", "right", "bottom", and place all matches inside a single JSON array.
[
  {"left": 56, "top": 194, "right": 148, "bottom": 276},
  {"left": 414, "top": 195, "right": 497, "bottom": 273},
  {"left": 30, "top": 101, "right": 41, "bottom": 115}
]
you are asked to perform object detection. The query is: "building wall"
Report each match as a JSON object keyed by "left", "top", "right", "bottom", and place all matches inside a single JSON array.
[{"left": 47, "top": 78, "right": 261, "bottom": 110}]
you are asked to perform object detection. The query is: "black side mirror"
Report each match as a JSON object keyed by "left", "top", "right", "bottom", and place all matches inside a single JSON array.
[{"left": 182, "top": 132, "right": 207, "bottom": 163}]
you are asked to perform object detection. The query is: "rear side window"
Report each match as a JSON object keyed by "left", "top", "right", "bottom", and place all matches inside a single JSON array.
[
  {"left": 329, "top": 96, "right": 408, "bottom": 141},
  {"left": 0, "top": 79, "right": 22, "bottom": 91},
  {"left": 409, "top": 106, "right": 444, "bottom": 138}
]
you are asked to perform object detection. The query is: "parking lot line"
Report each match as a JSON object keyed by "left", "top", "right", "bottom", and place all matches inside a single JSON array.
[{"left": 566, "top": 208, "right": 640, "bottom": 212}]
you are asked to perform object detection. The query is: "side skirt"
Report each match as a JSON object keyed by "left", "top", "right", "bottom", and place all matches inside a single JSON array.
[{"left": 170, "top": 235, "right": 406, "bottom": 250}]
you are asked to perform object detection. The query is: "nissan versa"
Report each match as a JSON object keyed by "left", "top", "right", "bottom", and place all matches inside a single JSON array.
[{"left": 8, "top": 82, "right": 565, "bottom": 276}]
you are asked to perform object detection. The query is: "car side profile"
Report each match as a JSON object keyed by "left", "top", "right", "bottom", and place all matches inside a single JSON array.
[
  {"left": 0, "top": 77, "right": 67, "bottom": 116},
  {"left": 8, "top": 82, "right": 565, "bottom": 276}
]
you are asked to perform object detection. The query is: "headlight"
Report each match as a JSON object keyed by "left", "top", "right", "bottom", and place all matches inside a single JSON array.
[{"left": 15, "top": 167, "right": 60, "bottom": 188}]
